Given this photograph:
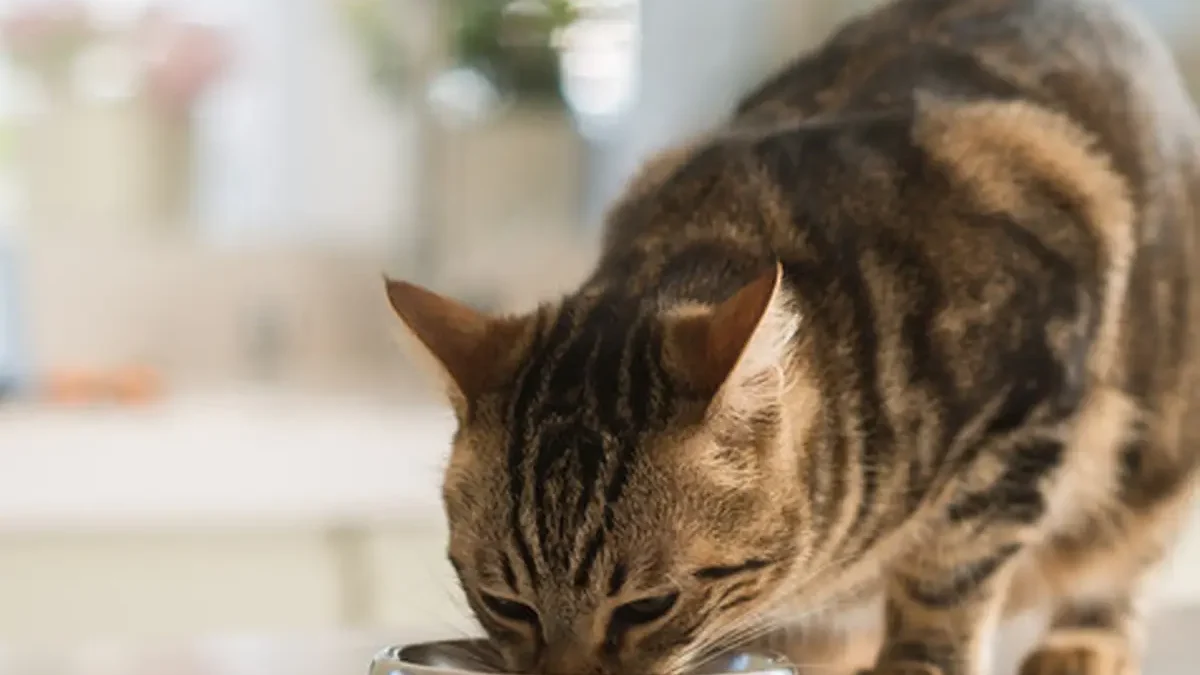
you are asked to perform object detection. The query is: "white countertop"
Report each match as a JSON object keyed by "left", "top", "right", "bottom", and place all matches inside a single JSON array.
[{"left": 0, "top": 391, "right": 456, "bottom": 532}]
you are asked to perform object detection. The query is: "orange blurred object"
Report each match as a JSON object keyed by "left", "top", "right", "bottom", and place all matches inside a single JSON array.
[
  {"left": 45, "top": 370, "right": 100, "bottom": 405},
  {"left": 111, "top": 366, "right": 164, "bottom": 404},
  {"left": 43, "top": 366, "right": 165, "bottom": 405}
]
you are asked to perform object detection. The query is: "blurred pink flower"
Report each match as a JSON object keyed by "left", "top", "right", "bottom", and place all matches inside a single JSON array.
[
  {"left": 0, "top": 3, "right": 232, "bottom": 115},
  {"left": 139, "top": 9, "right": 232, "bottom": 115},
  {"left": 0, "top": 1, "right": 90, "bottom": 67}
]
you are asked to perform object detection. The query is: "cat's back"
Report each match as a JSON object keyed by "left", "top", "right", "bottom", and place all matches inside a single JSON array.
[
  {"left": 739, "top": 0, "right": 1191, "bottom": 125},
  {"left": 736, "top": 0, "right": 1200, "bottom": 188},
  {"left": 606, "top": 0, "right": 1200, "bottom": 304},
  {"left": 730, "top": 0, "right": 1200, "bottom": 488}
]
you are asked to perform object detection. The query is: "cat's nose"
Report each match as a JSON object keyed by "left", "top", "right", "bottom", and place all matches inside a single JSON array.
[{"left": 538, "top": 644, "right": 604, "bottom": 675}]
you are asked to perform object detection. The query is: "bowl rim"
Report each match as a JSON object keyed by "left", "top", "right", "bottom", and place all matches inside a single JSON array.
[{"left": 370, "top": 639, "right": 801, "bottom": 675}]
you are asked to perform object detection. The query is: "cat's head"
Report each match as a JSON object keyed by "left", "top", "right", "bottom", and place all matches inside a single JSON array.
[{"left": 385, "top": 264, "right": 821, "bottom": 675}]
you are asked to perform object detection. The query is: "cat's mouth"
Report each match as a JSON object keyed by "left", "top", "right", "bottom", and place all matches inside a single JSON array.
[{"left": 369, "top": 639, "right": 800, "bottom": 674}]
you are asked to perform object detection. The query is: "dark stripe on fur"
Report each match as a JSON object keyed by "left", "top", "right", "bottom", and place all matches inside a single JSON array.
[
  {"left": 532, "top": 306, "right": 608, "bottom": 562},
  {"left": 607, "top": 562, "right": 628, "bottom": 597},
  {"left": 877, "top": 638, "right": 959, "bottom": 675},
  {"left": 500, "top": 555, "right": 518, "bottom": 591},
  {"left": 694, "top": 558, "right": 772, "bottom": 580},
  {"left": 716, "top": 593, "right": 757, "bottom": 614},
  {"left": 945, "top": 439, "right": 1064, "bottom": 527},
  {"left": 505, "top": 308, "right": 569, "bottom": 584},
  {"left": 572, "top": 314, "right": 666, "bottom": 587},
  {"left": 900, "top": 543, "right": 1022, "bottom": 607}
]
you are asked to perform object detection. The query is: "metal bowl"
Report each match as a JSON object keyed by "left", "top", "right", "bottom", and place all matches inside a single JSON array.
[{"left": 368, "top": 639, "right": 799, "bottom": 675}]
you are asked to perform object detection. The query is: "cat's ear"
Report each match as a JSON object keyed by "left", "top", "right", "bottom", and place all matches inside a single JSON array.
[
  {"left": 665, "top": 262, "right": 799, "bottom": 403},
  {"left": 384, "top": 278, "right": 530, "bottom": 414}
]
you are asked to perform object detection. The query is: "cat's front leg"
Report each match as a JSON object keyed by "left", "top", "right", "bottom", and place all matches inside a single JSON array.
[
  {"left": 868, "top": 426, "right": 1067, "bottom": 675},
  {"left": 871, "top": 537, "right": 1024, "bottom": 675}
]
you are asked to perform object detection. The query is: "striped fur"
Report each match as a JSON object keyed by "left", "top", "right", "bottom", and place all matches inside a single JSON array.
[{"left": 384, "top": 1, "right": 1200, "bottom": 674}]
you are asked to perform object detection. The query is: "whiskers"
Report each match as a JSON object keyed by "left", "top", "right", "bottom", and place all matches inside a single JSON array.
[
  {"left": 428, "top": 557, "right": 483, "bottom": 642},
  {"left": 455, "top": 641, "right": 507, "bottom": 672},
  {"left": 663, "top": 558, "right": 883, "bottom": 675},
  {"left": 405, "top": 640, "right": 505, "bottom": 673}
]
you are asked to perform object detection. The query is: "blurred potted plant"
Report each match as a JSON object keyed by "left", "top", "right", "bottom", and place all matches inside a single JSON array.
[
  {"left": 339, "top": 0, "right": 412, "bottom": 100},
  {"left": 454, "top": 0, "right": 578, "bottom": 103},
  {"left": 338, "top": 0, "right": 585, "bottom": 298},
  {"left": 340, "top": 0, "right": 579, "bottom": 105}
]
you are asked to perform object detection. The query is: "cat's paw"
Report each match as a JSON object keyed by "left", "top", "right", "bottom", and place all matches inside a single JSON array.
[{"left": 1019, "top": 632, "right": 1136, "bottom": 675}]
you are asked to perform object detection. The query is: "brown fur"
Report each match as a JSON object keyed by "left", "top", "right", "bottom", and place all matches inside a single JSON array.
[{"left": 383, "top": 0, "right": 1200, "bottom": 673}]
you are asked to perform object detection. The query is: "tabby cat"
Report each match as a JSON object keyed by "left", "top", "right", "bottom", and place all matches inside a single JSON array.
[{"left": 384, "top": 0, "right": 1200, "bottom": 673}]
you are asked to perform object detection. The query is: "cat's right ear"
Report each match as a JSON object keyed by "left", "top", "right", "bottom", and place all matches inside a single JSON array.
[
  {"left": 384, "top": 278, "right": 531, "bottom": 416},
  {"left": 664, "top": 262, "right": 799, "bottom": 406}
]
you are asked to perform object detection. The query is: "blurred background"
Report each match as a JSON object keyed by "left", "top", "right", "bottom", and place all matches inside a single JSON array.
[{"left": 0, "top": 0, "right": 1198, "bottom": 673}]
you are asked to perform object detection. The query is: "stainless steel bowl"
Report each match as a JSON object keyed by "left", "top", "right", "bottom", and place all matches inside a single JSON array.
[{"left": 368, "top": 640, "right": 799, "bottom": 675}]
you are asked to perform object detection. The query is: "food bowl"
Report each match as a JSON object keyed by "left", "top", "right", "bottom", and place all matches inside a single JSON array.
[{"left": 368, "top": 640, "right": 799, "bottom": 675}]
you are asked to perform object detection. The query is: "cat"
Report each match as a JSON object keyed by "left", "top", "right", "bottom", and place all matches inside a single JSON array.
[{"left": 383, "top": 0, "right": 1200, "bottom": 673}]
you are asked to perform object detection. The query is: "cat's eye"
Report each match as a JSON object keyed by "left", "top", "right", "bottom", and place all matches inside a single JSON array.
[
  {"left": 612, "top": 591, "right": 680, "bottom": 627},
  {"left": 479, "top": 591, "right": 540, "bottom": 625}
]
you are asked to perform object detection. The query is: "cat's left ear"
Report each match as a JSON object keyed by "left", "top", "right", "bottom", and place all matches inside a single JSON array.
[
  {"left": 384, "top": 278, "right": 532, "bottom": 416},
  {"left": 664, "top": 261, "right": 799, "bottom": 405}
]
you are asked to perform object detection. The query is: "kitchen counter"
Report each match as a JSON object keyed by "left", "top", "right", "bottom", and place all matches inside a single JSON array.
[
  {"left": 0, "top": 391, "right": 453, "bottom": 532},
  {"left": 0, "top": 390, "right": 1196, "bottom": 647}
]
